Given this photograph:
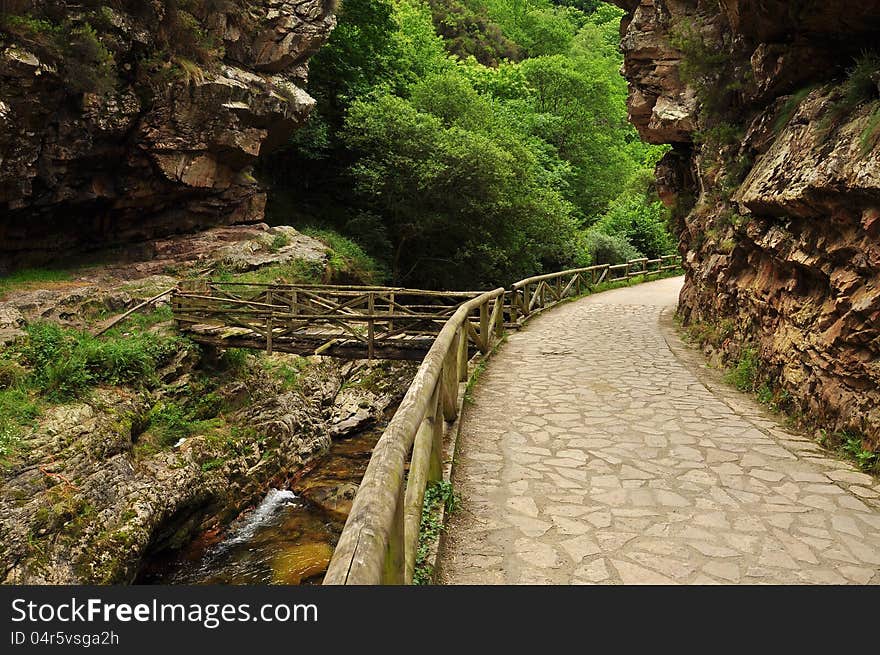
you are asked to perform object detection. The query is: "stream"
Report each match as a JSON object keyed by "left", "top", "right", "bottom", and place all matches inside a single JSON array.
[{"left": 137, "top": 421, "right": 385, "bottom": 585}]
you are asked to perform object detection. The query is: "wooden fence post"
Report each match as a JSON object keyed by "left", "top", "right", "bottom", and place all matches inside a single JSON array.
[
  {"left": 479, "top": 301, "right": 490, "bottom": 354},
  {"left": 367, "top": 292, "right": 375, "bottom": 361},
  {"left": 266, "top": 290, "right": 274, "bottom": 355},
  {"left": 494, "top": 296, "right": 504, "bottom": 338},
  {"left": 388, "top": 292, "right": 395, "bottom": 334},
  {"left": 457, "top": 324, "right": 468, "bottom": 382},
  {"left": 384, "top": 482, "right": 405, "bottom": 585},
  {"left": 441, "top": 343, "right": 459, "bottom": 421}
]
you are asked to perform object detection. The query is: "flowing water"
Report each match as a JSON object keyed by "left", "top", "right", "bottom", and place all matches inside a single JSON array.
[{"left": 138, "top": 422, "right": 383, "bottom": 585}]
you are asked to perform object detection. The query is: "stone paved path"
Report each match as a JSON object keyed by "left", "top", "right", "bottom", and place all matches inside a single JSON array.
[{"left": 438, "top": 277, "right": 880, "bottom": 584}]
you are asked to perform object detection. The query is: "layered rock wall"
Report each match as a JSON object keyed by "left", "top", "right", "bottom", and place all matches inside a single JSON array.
[
  {"left": 0, "top": 1, "right": 336, "bottom": 270},
  {"left": 612, "top": 1, "right": 880, "bottom": 446}
]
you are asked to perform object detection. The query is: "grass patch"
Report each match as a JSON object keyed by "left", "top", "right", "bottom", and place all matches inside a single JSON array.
[
  {"left": 301, "top": 228, "right": 388, "bottom": 285},
  {"left": 0, "top": 268, "right": 75, "bottom": 299},
  {"left": 269, "top": 233, "right": 291, "bottom": 253},
  {"left": 773, "top": 85, "right": 820, "bottom": 134},
  {"left": 105, "top": 305, "right": 174, "bottom": 332},
  {"left": 19, "top": 321, "right": 183, "bottom": 401},
  {"left": 261, "top": 355, "right": 310, "bottom": 391},
  {"left": 413, "top": 480, "right": 459, "bottom": 585},
  {"left": 817, "top": 51, "right": 880, "bottom": 137},
  {"left": 219, "top": 348, "right": 250, "bottom": 375},
  {"left": 144, "top": 401, "right": 223, "bottom": 449},
  {"left": 0, "top": 387, "right": 40, "bottom": 463},
  {"left": 724, "top": 346, "right": 760, "bottom": 393},
  {"left": 213, "top": 258, "right": 326, "bottom": 286},
  {"left": 464, "top": 360, "right": 487, "bottom": 405}
]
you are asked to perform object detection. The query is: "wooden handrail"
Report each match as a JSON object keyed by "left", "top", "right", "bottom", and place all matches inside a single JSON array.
[
  {"left": 323, "top": 287, "right": 506, "bottom": 584},
  {"left": 507, "top": 255, "right": 681, "bottom": 325},
  {"left": 511, "top": 264, "right": 607, "bottom": 290}
]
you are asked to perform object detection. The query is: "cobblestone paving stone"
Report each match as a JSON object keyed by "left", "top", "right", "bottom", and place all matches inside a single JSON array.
[{"left": 438, "top": 277, "right": 880, "bottom": 584}]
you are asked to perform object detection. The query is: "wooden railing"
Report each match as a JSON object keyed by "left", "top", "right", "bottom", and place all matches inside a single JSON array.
[
  {"left": 172, "top": 281, "right": 489, "bottom": 361},
  {"left": 508, "top": 255, "right": 681, "bottom": 323},
  {"left": 322, "top": 288, "right": 506, "bottom": 584},
  {"left": 323, "top": 254, "right": 681, "bottom": 584}
]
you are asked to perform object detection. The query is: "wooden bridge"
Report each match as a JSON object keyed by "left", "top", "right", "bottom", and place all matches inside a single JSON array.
[{"left": 170, "top": 255, "right": 681, "bottom": 584}]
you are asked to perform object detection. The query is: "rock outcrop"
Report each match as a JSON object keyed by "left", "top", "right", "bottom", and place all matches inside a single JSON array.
[
  {"left": 612, "top": 1, "right": 880, "bottom": 447},
  {"left": 0, "top": 351, "right": 415, "bottom": 584},
  {"left": 0, "top": 1, "right": 336, "bottom": 270}
]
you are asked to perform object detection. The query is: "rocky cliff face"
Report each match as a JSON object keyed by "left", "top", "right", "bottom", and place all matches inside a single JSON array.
[
  {"left": 612, "top": 1, "right": 880, "bottom": 448},
  {"left": 0, "top": 1, "right": 336, "bottom": 270}
]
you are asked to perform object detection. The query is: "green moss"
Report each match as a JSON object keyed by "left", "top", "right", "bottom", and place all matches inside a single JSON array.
[
  {"left": 859, "top": 103, "right": 880, "bottom": 156},
  {"left": 200, "top": 458, "right": 226, "bottom": 472}
]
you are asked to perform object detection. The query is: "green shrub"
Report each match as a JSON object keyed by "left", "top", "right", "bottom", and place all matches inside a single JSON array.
[
  {"left": 581, "top": 229, "right": 642, "bottom": 265},
  {"left": 841, "top": 52, "right": 880, "bottom": 108},
  {"left": 146, "top": 401, "right": 217, "bottom": 447},
  {"left": 22, "top": 322, "right": 72, "bottom": 376},
  {"left": 840, "top": 432, "right": 879, "bottom": 473},
  {"left": 0, "top": 13, "right": 116, "bottom": 94},
  {"left": 81, "top": 335, "right": 156, "bottom": 385},
  {"left": 596, "top": 194, "right": 674, "bottom": 260},
  {"left": 147, "top": 402, "right": 191, "bottom": 447}
]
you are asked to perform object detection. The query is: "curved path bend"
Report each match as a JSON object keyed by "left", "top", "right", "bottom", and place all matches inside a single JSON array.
[{"left": 438, "top": 277, "right": 880, "bottom": 584}]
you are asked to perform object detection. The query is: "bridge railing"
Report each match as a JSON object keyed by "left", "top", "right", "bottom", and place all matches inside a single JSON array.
[
  {"left": 508, "top": 255, "right": 681, "bottom": 323},
  {"left": 172, "top": 281, "right": 489, "bottom": 360},
  {"left": 323, "top": 288, "right": 506, "bottom": 584}
]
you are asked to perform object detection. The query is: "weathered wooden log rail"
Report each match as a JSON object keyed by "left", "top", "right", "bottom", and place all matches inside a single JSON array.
[
  {"left": 508, "top": 255, "right": 680, "bottom": 323},
  {"left": 321, "top": 255, "right": 681, "bottom": 584}
]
